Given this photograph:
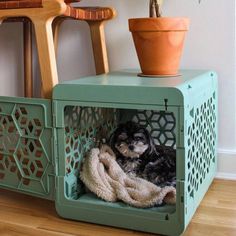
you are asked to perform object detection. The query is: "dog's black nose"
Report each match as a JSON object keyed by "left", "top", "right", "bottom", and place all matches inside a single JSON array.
[{"left": 128, "top": 145, "right": 134, "bottom": 151}]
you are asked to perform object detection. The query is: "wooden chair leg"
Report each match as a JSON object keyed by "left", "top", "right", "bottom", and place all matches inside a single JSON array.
[
  {"left": 23, "top": 19, "right": 33, "bottom": 98},
  {"left": 87, "top": 21, "right": 109, "bottom": 75},
  {"left": 32, "top": 18, "right": 58, "bottom": 99}
]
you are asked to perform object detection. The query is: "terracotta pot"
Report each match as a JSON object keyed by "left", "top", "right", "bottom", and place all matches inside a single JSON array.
[{"left": 129, "top": 17, "right": 190, "bottom": 76}]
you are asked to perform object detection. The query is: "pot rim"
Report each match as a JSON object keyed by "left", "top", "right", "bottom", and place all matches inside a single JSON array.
[{"left": 129, "top": 17, "right": 190, "bottom": 32}]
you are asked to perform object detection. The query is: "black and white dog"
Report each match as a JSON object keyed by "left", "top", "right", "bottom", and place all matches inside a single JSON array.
[{"left": 110, "top": 121, "right": 176, "bottom": 187}]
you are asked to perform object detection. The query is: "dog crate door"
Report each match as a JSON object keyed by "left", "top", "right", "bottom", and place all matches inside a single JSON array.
[{"left": 0, "top": 97, "right": 55, "bottom": 200}]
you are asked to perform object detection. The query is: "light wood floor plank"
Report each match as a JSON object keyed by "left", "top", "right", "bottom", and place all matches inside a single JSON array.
[
  {"left": 0, "top": 222, "right": 70, "bottom": 236},
  {"left": 0, "top": 179, "right": 235, "bottom": 236}
]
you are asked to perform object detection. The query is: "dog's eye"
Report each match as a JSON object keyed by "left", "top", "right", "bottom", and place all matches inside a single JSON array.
[
  {"left": 118, "top": 133, "right": 128, "bottom": 140},
  {"left": 134, "top": 136, "right": 144, "bottom": 141}
]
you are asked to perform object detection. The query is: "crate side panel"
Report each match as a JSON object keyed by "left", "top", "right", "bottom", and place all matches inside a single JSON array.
[{"left": 184, "top": 74, "right": 217, "bottom": 225}]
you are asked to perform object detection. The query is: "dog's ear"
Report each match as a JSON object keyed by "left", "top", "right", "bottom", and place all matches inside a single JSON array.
[
  {"left": 142, "top": 128, "right": 156, "bottom": 156},
  {"left": 109, "top": 123, "right": 124, "bottom": 151},
  {"left": 148, "top": 137, "right": 156, "bottom": 155},
  {"left": 109, "top": 130, "right": 116, "bottom": 151}
]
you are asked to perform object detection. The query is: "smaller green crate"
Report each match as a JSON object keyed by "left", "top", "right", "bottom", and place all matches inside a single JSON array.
[{"left": 53, "top": 70, "right": 218, "bottom": 236}]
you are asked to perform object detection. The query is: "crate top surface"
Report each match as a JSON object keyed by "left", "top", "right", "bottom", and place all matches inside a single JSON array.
[{"left": 53, "top": 70, "right": 216, "bottom": 106}]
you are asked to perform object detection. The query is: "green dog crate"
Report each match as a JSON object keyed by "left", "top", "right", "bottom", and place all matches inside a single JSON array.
[
  {"left": 53, "top": 70, "right": 218, "bottom": 236},
  {"left": 0, "top": 70, "right": 217, "bottom": 236}
]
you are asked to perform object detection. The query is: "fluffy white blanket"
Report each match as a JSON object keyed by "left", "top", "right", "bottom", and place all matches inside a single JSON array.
[{"left": 80, "top": 145, "right": 176, "bottom": 208}]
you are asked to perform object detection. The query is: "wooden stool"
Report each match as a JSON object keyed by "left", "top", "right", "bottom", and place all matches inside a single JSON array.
[
  {"left": 53, "top": 4, "right": 116, "bottom": 75},
  {"left": 0, "top": 0, "right": 115, "bottom": 98}
]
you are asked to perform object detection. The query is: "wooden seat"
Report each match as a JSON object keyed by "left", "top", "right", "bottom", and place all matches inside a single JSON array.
[
  {"left": 0, "top": 0, "right": 42, "bottom": 9},
  {"left": 0, "top": 0, "right": 115, "bottom": 98}
]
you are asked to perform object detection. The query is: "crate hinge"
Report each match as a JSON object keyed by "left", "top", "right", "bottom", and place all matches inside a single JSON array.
[
  {"left": 52, "top": 101, "right": 59, "bottom": 194},
  {"left": 52, "top": 101, "right": 57, "bottom": 128},
  {"left": 164, "top": 98, "right": 168, "bottom": 111},
  {"left": 54, "top": 179, "right": 58, "bottom": 195}
]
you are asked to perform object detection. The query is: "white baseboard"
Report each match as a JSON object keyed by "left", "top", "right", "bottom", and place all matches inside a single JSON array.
[
  {"left": 216, "top": 172, "right": 236, "bottom": 180},
  {"left": 216, "top": 149, "right": 236, "bottom": 180}
]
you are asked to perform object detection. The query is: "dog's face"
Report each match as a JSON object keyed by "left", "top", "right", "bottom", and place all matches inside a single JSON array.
[{"left": 110, "top": 121, "right": 155, "bottom": 158}]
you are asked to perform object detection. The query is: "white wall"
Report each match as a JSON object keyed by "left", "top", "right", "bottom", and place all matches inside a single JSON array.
[
  {"left": 0, "top": 23, "right": 24, "bottom": 97},
  {"left": 0, "top": 0, "right": 235, "bottom": 177}
]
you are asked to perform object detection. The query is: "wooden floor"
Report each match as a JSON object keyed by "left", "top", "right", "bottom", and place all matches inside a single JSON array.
[{"left": 0, "top": 179, "right": 235, "bottom": 236}]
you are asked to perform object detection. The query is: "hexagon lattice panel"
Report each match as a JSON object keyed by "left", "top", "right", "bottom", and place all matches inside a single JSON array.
[
  {"left": 0, "top": 115, "right": 19, "bottom": 154},
  {"left": 0, "top": 154, "right": 19, "bottom": 181},
  {"left": 16, "top": 138, "right": 47, "bottom": 180},
  {"left": 64, "top": 106, "right": 117, "bottom": 176},
  {"left": 0, "top": 101, "right": 53, "bottom": 199},
  {"left": 187, "top": 93, "right": 217, "bottom": 198},
  {"left": 132, "top": 110, "right": 176, "bottom": 148},
  {"left": 14, "top": 107, "right": 43, "bottom": 137},
  {"left": 64, "top": 106, "right": 118, "bottom": 198}
]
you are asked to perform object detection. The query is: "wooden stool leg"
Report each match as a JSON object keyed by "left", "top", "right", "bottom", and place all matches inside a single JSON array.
[
  {"left": 23, "top": 20, "right": 33, "bottom": 98},
  {"left": 87, "top": 21, "right": 109, "bottom": 75},
  {"left": 32, "top": 18, "right": 58, "bottom": 99}
]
